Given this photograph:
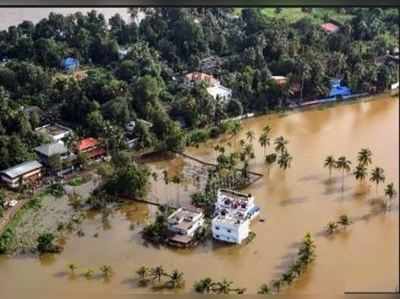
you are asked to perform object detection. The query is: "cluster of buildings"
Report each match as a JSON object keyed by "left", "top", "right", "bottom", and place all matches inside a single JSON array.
[
  {"left": 166, "top": 188, "right": 260, "bottom": 246},
  {"left": 0, "top": 123, "right": 107, "bottom": 190}
]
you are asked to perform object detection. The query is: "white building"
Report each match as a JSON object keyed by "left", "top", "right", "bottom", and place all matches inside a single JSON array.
[
  {"left": 207, "top": 85, "right": 232, "bottom": 103},
  {"left": 212, "top": 189, "right": 260, "bottom": 244},
  {"left": 35, "top": 123, "right": 73, "bottom": 143},
  {"left": 167, "top": 207, "right": 205, "bottom": 245}
]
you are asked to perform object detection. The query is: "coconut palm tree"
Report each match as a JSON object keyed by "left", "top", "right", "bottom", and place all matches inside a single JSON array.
[
  {"left": 167, "top": 270, "right": 185, "bottom": 289},
  {"left": 162, "top": 170, "right": 169, "bottom": 201},
  {"left": 246, "top": 130, "right": 255, "bottom": 144},
  {"left": 281, "top": 271, "right": 295, "bottom": 285},
  {"left": 83, "top": 269, "right": 94, "bottom": 279},
  {"left": 239, "top": 139, "right": 246, "bottom": 149},
  {"left": 265, "top": 153, "right": 277, "bottom": 176},
  {"left": 324, "top": 156, "right": 336, "bottom": 178},
  {"left": 100, "top": 265, "right": 113, "bottom": 279},
  {"left": 259, "top": 132, "right": 270, "bottom": 158},
  {"left": 215, "top": 279, "right": 233, "bottom": 294},
  {"left": 151, "top": 266, "right": 165, "bottom": 283},
  {"left": 274, "top": 136, "right": 288, "bottom": 154},
  {"left": 353, "top": 164, "right": 368, "bottom": 184},
  {"left": 336, "top": 156, "right": 352, "bottom": 192},
  {"left": 370, "top": 167, "right": 385, "bottom": 194},
  {"left": 326, "top": 221, "right": 338, "bottom": 234},
  {"left": 194, "top": 277, "right": 214, "bottom": 293},
  {"left": 262, "top": 124, "right": 271, "bottom": 134},
  {"left": 272, "top": 279, "right": 282, "bottom": 293},
  {"left": 277, "top": 151, "right": 293, "bottom": 170},
  {"left": 357, "top": 148, "right": 372, "bottom": 167},
  {"left": 337, "top": 214, "right": 351, "bottom": 227},
  {"left": 258, "top": 283, "right": 270, "bottom": 294},
  {"left": 136, "top": 266, "right": 150, "bottom": 285},
  {"left": 68, "top": 263, "right": 77, "bottom": 274},
  {"left": 384, "top": 183, "right": 397, "bottom": 209},
  {"left": 171, "top": 175, "right": 182, "bottom": 205},
  {"left": 231, "top": 121, "right": 241, "bottom": 146}
]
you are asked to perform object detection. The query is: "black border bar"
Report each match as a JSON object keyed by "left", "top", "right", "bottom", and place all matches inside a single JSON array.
[{"left": 0, "top": 0, "right": 399, "bottom": 7}]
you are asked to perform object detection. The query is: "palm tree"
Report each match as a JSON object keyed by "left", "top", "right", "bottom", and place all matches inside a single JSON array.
[
  {"left": 100, "top": 265, "right": 113, "bottom": 279},
  {"left": 272, "top": 279, "right": 282, "bottom": 293},
  {"left": 277, "top": 151, "right": 293, "bottom": 170},
  {"left": 215, "top": 279, "right": 233, "bottom": 294},
  {"left": 136, "top": 266, "right": 150, "bottom": 285},
  {"left": 231, "top": 121, "right": 241, "bottom": 146},
  {"left": 326, "top": 221, "right": 338, "bottom": 234},
  {"left": 353, "top": 164, "right": 368, "bottom": 184},
  {"left": 68, "top": 263, "right": 77, "bottom": 274},
  {"left": 324, "top": 156, "right": 336, "bottom": 178},
  {"left": 172, "top": 175, "right": 183, "bottom": 206},
  {"left": 370, "top": 167, "right": 385, "bottom": 194},
  {"left": 167, "top": 270, "right": 185, "bottom": 289},
  {"left": 336, "top": 156, "right": 352, "bottom": 192},
  {"left": 281, "top": 271, "right": 295, "bottom": 285},
  {"left": 162, "top": 170, "right": 169, "bottom": 201},
  {"left": 274, "top": 136, "right": 288, "bottom": 154},
  {"left": 337, "top": 214, "right": 351, "bottom": 227},
  {"left": 194, "top": 277, "right": 214, "bottom": 293},
  {"left": 357, "top": 148, "right": 372, "bottom": 167},
  {"left": 83, "top": 269, "right": 94, "bottom": 279},
  {"left": 151, "top": 172, "right": 158, "bottom": 200},
  {"left": 384, "top": 183, "right": 397, "bottom": 209},
  {"left": 246, "top": 130, "right": 255, "bottom": 144},
  {"left": 262, "top": 125, "right": 271, "bottom": 134},
  {"left": 151, "top": 266, "right": 165, "bottom": 283},
  {"left": 258, "top": 283, "right": 270, "bottom": 294},
  {"left": 259, "top": 132, "right": 270, "bottom": 158},
  {"left": 265, "top": 153, "right": 277, "bottom": 176}
]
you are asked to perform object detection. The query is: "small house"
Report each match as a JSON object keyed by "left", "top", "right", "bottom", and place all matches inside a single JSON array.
[
  {"left": 0, "top": 160, "right": 43, "bottom": 189},
  {"left": 206, "top": 85, "right": 232, "bottom": 103},
  {"left": 61, "top": 57, "right": 79, "bottom": 72},
  {"left": 167, "top": 207, "right": 205, "bottom": 246},
  {"left": 76, "top": 137, "right": 106, "bottom": 160},
  {"left": 271, "top": 76, "right": 288, "bottom": 86}
]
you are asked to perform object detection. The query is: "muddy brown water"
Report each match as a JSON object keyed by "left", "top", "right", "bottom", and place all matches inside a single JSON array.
[{"left": 0, "top": 94, "right": 398, "bottom": 298}]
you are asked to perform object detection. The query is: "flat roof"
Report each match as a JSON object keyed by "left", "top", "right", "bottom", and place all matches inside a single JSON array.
[
  {"left": 35, "top": 142, "right": 68, "bottom": 157},
  {"left": 219, "top": 189, "right": 252, "bottom": 201},
  {"left": 1, "top": 160, "right": 42, "bottom": 179},
  {"left": 35, "top": 123, "right": 71, "bottom": 137}
]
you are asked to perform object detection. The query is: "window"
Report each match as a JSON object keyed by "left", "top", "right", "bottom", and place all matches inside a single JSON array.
[
  {"left": 227, "top": 229, "right": 232, "bottom": 233},
  {"left": 216, "top": 235, "right": 220, "bottom": 238},
  {"left": 215, "top": 226, "right": 220, "bottom": 230}
]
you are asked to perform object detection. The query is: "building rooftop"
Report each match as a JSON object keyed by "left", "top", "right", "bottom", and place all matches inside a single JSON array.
[
  {"left": 77, "top": 137, "right": 99, "bottom": 151},
  {"left": 35, "top": 142, "right": 68, "bottom": 157},
  {"left": 219, "top": 189, "right": 252, "bottom": 202},
  {"left": 185, "top": 72, "right": 220, "bottom": 87},
  {"left": 35, "top": 124, "right": 72, "bottom": 138},
  {"left": 320, "top": 22, "right": 339, "bottom": 33},
  {"left": 1, "top": 160, "right": 42, "bottom": 179},
  {"left": 168, "top": 207, "right": 203, "bottom": 224}
]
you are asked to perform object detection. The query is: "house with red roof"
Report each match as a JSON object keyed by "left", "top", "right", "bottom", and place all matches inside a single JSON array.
[
  {"left": 75, "top": 137, "right": 106, "bottom": 160},
  {"left": 184, "top": 72, "right": 220, "bottom": 87},
  {"left": 320, "top": 22, "right": 339, "bottom": 33}
]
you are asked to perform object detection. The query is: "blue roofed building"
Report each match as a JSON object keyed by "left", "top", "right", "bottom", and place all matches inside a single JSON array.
[
  {"left": 61, "top": 57, "right": 79, "bottom": 72},
  {"left": 328, "top": 79, "right": 352, "bottom": 97}
]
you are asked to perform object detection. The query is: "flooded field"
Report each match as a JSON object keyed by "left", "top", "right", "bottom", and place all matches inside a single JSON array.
[{"left": 0, "top": 94, "right": 398, "bottom": 298}]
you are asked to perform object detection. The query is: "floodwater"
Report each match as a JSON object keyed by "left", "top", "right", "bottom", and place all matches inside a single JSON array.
[{"left": 0, "top": 94, "right": 398, "bottom": 298}]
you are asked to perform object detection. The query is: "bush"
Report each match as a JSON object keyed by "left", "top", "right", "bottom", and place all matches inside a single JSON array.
[
  {"left": 37, "top": 232, "right": 63, "bottom": 254},
  {"left": 0, "top": 228, "right": 15, "bottom": 254},
  {"left": 46, "top": 183, "right": 65, "bottom": 198}
]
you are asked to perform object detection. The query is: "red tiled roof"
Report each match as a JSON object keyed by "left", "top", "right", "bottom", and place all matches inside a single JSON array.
[
  {"left": 77, "top": 137, "right": 98, "bottom": 151},
  {"left": 185, "top": 72, "right": 219, "bottom": 86},
  {"left": 321, "top": 23, "right": 339, "bottom": 33}
]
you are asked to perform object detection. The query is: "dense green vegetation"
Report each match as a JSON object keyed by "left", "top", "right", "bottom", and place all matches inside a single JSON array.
[{"left": 0, "top": 8, "right": 398, "bottom": 168}]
